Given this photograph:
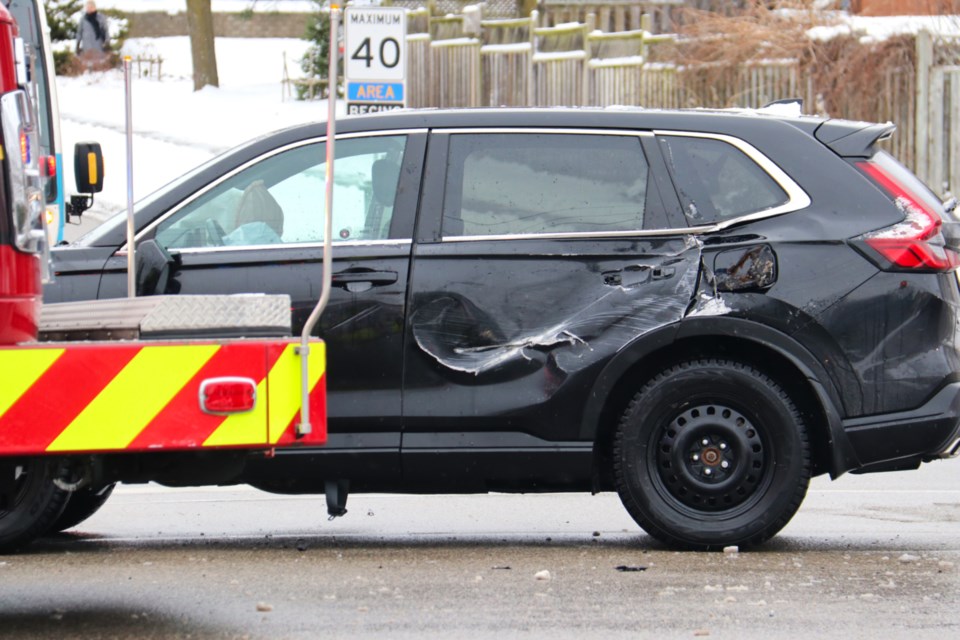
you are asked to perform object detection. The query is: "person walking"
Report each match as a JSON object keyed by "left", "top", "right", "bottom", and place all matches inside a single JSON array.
[{"left": 76, "top": 1, "right": 109, "bottom": 69}]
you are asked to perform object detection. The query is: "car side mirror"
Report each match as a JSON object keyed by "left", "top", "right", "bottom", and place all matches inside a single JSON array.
[
  {"left": 135, "top": 239, "right": 177, "bottom": 296},
  {"left": 66, "top": 142, "right": 104, "bottom": 223}
]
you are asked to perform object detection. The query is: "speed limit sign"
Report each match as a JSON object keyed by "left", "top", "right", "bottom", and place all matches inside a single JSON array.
[{"left": 344, "top": 7, "right": 407, "bottom": 114}]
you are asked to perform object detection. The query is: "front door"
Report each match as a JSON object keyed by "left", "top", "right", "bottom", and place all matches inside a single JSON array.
[{"left": 97, "top": 132, "right": 426, "bottom": 481}]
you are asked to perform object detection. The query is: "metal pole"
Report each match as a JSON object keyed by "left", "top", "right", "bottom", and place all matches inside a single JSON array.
[
  {"left": 124, "top": 56, "right": 136, "bottom": 298},
  {"left": 297, "top": 5, "right": 339, "bottom": 436}
]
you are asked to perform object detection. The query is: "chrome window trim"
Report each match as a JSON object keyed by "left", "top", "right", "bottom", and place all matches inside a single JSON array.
[
  {"left": 116, "top": 239, "right": 413, "bottom": 257},
  {"left": 125, "top": 129, "right": 426, "bottom": 252},
  {"left": 437, "top": 127, "right": 810, "bottom": 242}
]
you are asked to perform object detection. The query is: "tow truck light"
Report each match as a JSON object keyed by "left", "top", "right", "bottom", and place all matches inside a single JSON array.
[
  {"left": 19, "top": 130, "right": 29, "bottom": 164},
  {"left": 199, "top": 377, "right": 257, "bottom": 414},
  {"left": 41, "top": 155, "right": 56, "bottom": 178}
]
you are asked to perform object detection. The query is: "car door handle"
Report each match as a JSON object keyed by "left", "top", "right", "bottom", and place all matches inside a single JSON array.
[{"left": 331, "top": 269, "right": 398, "bottom": 289}]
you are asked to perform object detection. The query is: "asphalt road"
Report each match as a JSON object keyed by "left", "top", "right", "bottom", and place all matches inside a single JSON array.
[{"left": 0, "top": 460, "right": 957, "bottom": 639}]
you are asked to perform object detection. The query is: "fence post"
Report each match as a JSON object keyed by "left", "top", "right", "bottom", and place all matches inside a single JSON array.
[
  {"left": 916, "top": 30, "right": 933, "bottom": 186},
  {"left": 528, "top": 10, "right": 537, "bottom": 106},
  {"left": 584, "top": 13, "right": 595, "bottom": 106}
]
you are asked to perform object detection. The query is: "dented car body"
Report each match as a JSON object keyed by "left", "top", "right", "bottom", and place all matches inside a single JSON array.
[{"left": 47, "top": 108, "right": 960, "bottom": 549}]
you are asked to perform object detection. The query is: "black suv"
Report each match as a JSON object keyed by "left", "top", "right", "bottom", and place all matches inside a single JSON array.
[{"left": 45, "top": 108, "right": 960, "bottom": 550}]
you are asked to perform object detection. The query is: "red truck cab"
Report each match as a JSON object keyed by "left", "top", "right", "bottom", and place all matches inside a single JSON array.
[{"left": 0, "top": 4, "right": 41, "bottom": 346}]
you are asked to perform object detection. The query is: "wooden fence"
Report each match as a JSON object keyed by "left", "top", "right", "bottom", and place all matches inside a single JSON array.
[
  {"left": 407, "top": 11, "right": 800, "bottom": 111},
  {"left": 914, "top": 31, "right": 960, "bottom": 197}
]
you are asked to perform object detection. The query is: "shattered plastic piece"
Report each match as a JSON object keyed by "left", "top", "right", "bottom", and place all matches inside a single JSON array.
[
  {"left": 688, "top": 294, "right": 733, "bottom": 318},
  {"left": 534, "top": 570, "right": 552, "bottom": 581},
  {"left": 723, "top": 545, "right": 739, "bottom": 555},
  {"left": 256, "top": 602, "right": 273, "bottom": 612}
]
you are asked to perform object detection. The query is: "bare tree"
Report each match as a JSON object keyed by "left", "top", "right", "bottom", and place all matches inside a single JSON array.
[{"left": 185, "top": 0, "right": 219, "bottom": 90}]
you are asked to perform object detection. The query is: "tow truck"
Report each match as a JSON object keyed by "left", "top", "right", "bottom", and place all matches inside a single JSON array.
[{"left": 0, "top": 4, "right": 332, "bottom": 552}]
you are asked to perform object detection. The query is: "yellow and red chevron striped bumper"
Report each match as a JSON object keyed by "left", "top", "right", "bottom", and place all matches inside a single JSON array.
[{"left": 0, "top": 339, "right": 326, "bottom": 455}]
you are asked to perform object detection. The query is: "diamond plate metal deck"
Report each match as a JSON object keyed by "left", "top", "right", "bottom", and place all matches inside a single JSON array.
[{"left": 39, "top": 295, "right": 292, "bottom": 341}]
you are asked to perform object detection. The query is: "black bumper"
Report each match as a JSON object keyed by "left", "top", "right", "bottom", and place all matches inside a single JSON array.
[{"left": 843, "top": 382, "right": 960, "bottom": 472}]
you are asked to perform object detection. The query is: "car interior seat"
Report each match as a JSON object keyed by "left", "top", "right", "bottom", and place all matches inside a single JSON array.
[
  {"left": 234, "top": 179, "right": 285, "bottom": 240},
  {"left": 364, "top": 158, "right": 401, "bottom": 239}
]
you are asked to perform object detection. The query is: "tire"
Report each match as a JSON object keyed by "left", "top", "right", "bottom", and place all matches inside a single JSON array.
[
  {"left": 614, "top": 359, "right": 811, "bottom": 550},
  {"left": 49, "top": 483, "right": 116, "bottom": 533},
  {"left": 0, "top": 457, "right": 70, "bottom": 553}
]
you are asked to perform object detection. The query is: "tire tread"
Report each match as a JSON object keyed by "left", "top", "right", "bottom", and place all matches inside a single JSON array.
[{"left": 613, "top": 358, "right": 811, "bottom": 550}]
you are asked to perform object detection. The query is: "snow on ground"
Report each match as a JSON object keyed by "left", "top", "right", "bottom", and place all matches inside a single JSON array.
[
  {"left": 808, "top": 13, "right": 960, "bottom": 43},
  {"left": 95, "top": 1, "right": 318, "bottom": 14},
  {"left": 58, "top": 36, "right": 340, "bottom": 223}
]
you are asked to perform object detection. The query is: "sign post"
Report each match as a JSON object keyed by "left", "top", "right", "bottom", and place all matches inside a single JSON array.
[{"left": 344, "top": 6, "right": 406, "bottom": 115}]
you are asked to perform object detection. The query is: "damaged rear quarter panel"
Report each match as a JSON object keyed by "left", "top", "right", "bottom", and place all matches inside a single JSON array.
[{"left": 402, "top": 236, "right": 702, "bottom": 441}]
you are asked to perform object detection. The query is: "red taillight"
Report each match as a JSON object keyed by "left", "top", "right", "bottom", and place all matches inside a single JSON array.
[
  {"left": 856, "top": 161, "right": 960, "bottom": 271},
  {"left": 199, "top": 377, "right": 257, "bottom": 414},
  {"left": 41, "top": 155, "right": 56, "bottom": 178}
]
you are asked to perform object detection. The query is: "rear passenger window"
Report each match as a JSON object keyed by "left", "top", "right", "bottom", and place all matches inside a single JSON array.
[
  {"left": 442, "top": 133, "right": 650, "bottom": 237},
  {"left": 658, "top": 135, "right": 788, "bottom": 225}
]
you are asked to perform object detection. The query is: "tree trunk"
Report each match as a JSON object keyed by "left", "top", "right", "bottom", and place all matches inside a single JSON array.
[{"left": 185, "top": 0, "right": 219, "bottom": 91}]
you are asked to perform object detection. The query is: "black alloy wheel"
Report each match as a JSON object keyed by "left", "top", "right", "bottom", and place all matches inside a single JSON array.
[{"left": 614, "top": 359, "right": 811, "bottom": 550}]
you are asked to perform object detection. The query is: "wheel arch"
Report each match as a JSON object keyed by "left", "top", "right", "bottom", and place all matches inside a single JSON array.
[{"left": 585, "top": 317, "right": 859, "bottom": 489}]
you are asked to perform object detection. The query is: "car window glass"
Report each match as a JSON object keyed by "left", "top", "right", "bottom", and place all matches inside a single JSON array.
[
  {"left": 441, "top": 133, "right": 648, "bottom": 237},
  {"left": 657, "top": 135, "right": 787, "bottom": 225},
  {"left": 154, "top": 135, "right": 407, "bottom": 249}
]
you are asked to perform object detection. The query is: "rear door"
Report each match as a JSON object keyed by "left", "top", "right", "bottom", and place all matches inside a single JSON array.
[
  {"left": 97, "top": 131, "right": 426, "bottom": 477},
  {"left": 400, "top": 128, "right": 701, "bottom": 483}
]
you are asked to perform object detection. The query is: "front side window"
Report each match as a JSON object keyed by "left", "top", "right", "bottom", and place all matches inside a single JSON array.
[
  {"left": 657, "top": 135, "right": 788, "bottom": 225},
  {"left": 155, "top": 135, "right": 407, "bottom": 249},
  {"left": 442, "top": 132, "right": 650, "bottom": 237}
]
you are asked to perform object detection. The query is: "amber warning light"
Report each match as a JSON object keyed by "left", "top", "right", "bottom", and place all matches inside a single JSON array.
[
  {"left": 19, "top": 130, "right": 29, "bottom": 164},
  {"left": 199, "top": 377, "right": 257, "bottom": 414}
]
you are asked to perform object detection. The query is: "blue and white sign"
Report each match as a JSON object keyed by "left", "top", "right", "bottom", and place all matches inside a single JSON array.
[
  {"left": 347, "top": 82, "right": 404, "bottom": 103},
  {"left": 344, "top": 7, "right": 407, "bottom": 114}
]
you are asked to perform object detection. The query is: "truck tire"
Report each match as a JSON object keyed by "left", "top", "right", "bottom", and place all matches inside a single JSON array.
[
  {"left": 0, "top": 457, "right": 70, "bottom": 553},
  {"left": 614, "top": 359, "right": 811, "bottom": 550},
  {"left": 49, "top": 483, "right": 116, "bottom": 533}
]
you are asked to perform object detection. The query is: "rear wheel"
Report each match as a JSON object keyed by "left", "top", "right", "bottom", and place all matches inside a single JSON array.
[
  {"left": 614, "top": 359, "right": 810, "bottom": 550},
  {"left": 0, "top": 457, "right": 70, "bottom": 553},
  {"left": 49, "top": 483, "right": 116, "bottom": 533}
]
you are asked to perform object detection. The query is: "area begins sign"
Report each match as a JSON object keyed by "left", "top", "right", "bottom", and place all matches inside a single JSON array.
[{"left": 344, "top": 7, "right": 406, "bottom": 112}]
